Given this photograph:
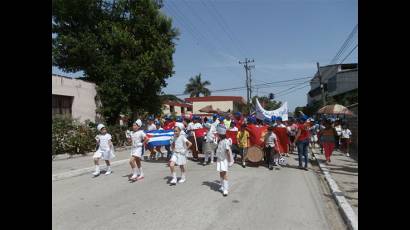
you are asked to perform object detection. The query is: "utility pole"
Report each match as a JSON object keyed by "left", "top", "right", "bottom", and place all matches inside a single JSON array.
[
  {"left": 317, "top": 62, "right": 326, "bottom": 106},
  {"left": 248, "top": 65, "right": 255, "bottom": 101},
  {"left": 239, "top": 58, "right": 254, "bottom": 105}
]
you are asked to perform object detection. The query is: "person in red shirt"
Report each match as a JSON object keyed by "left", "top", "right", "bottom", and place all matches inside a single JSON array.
[
  {"left": 233, "top": 112, "right": 244, "bottom": 129},
  {"left": 293, "top": 116, "right": 310, "bottom": 170}
]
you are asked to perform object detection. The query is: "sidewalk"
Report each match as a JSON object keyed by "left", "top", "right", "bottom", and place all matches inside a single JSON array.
[{"left": 312, "top": 148, "right": 358, "bottom": 230}]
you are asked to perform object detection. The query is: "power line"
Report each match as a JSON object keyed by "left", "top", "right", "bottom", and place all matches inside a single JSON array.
[
  {"left": 330, "top": 24, "right": 358, "bottom": 64},
  {"left": 339, "top": 44, "right": 358, "bottom": 64}
]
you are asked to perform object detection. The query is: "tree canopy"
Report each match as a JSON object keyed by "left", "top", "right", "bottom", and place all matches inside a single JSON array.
[
  {"left": 184, "top": 73, "right": 211, "bottom": 97},
  {"left": 52, "top": 0, "right": 179, "bottom": 124}
]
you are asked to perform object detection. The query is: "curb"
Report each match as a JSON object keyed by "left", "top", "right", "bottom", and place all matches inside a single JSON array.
[
  {"left": 52, "top": 159, "right": 129, "bottom": 182},
  {"left": 313, "top": 153, "right": 358, "bottom": 230}
]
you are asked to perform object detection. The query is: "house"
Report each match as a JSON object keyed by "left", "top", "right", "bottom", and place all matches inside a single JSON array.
[
  {"left": 184, "top": 96, "right": 246, "bottom": 115},
  {"left": 308, "top": 63, "right": 358, "bottom": 106},
  {"left": 52, "top": 74, "right": 100, "bottom": 122},
  {"left": 162, "top": 101, "right": 193, "bottom": 116}
]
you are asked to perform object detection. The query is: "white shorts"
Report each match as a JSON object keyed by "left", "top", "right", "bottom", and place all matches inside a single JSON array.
[
  {"left": 310, "top": 135, "right": 318, "bottom": 142},
  {"left": 170, "top": 152, "right": 187, "bottom": 166},
  {"left": 131, "top": 147, "right": 144, "bottom": 158},
  {"left": 93, "top": 149, "right": 115, "bottom": 160},
  {"left": 217, "top": 159, "right": 229, "bottom": 172}
]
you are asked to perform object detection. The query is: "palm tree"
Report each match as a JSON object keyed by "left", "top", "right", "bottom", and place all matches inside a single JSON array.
[{"left": 184, "top": 73, "right": 211, "bottom": 97}]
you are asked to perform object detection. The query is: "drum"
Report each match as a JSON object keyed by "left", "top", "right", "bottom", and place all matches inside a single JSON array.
[{"left": 247, "top": 146, "right": 263, "bottom": 163}]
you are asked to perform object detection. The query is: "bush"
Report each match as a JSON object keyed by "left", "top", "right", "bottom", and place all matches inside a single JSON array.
[{"left": 52, "top": 116, "right": 128, "bottom": 156}]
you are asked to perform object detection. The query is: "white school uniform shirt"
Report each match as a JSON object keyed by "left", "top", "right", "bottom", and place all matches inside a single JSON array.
[
  {"left": 96, "top": 133, "right": 112, "bottom": 151},
  {"left": 341, "top": 129, "right": 352, "bottom": 138},
  {"left": 216, "top": 139, "right": 231, "bottom": 161},
  {"left": 130, "top": 130, "right": 146, "bottom": 148},
  {"left": 147, "top": 124, "right": 157, "bottom": 131},
  {"left": 335, "top": 125, "right": 342, "bottom": 136},
  {"left": 172, "top": 135, "right": 189, "bottom": 154},
  {"left": 264, "top": 132, "right": 277, "bottom": 148}
]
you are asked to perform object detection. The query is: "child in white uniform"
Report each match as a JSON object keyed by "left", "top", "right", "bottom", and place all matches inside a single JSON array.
[
  {"left": 169, "top": 126, "right": 192, "bottom": 185},
  {"left": 126, "top": 119, "right": 149, "bottom": 181},
  {"left": 93, "top": 124, "right": 115, "bottom": 176},
  {"left": 215, "top": 125, "right": 233, "bottom": 196}
]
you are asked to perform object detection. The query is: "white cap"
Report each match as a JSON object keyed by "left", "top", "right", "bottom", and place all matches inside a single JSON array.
[
  {"left": 134, "top": 119, "right": 142, "bottom": 127},
  {"left": 216, "top": 125, "right": 226, "bottom": 135},
  {"left": 97, "top": 124, "right": 105, "bottom": 131}
]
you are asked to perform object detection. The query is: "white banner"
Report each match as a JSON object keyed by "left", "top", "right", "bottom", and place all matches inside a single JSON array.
[{"left": 255, "top": 99, "right": 288, "bottom": 121}]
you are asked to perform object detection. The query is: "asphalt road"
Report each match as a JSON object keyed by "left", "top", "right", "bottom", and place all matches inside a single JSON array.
[{"left": 52, "top": 153, "right": 346, "bottom": 230}]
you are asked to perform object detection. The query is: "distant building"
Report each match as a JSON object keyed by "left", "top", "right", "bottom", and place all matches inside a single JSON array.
[
  {"left": 52, "top": 74, "right": 100, "bottom": 122},
  {"left": 308, "top": 63, "right": 358, "bottom": 106},
  {"left": 185, "top": 96, "right": 246, "bottom": 115},
  {"left": 162, "top": 101, "right": 193, "bottom": 116}
]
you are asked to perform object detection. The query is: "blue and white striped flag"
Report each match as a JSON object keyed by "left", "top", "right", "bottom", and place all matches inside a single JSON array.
[{"left": 144, "top": 129, "right": 174, "bottom": 148}]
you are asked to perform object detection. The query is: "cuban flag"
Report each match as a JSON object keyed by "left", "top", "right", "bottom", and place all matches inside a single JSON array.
[{"left": 144, "top": 129, "right": 174, "bottom": 148}]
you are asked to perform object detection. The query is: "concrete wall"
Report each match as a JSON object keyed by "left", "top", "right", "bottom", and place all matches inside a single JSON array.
[
  {"left": 328, "top": 70, "right": 358, "bottom": 97},
  {"left": 52, "top": 75, "right": 97, "bottom": 122},
  {"left": 192, "top": 101, "right": 233, "bottom": 114},
  {"left": 162, "top": 104, "right": 183, "bottom": 116}
]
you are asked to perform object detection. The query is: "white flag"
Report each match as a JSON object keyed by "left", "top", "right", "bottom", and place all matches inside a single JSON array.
[{"left": 255, "top": 100, "right": 288, "bottom": 121}]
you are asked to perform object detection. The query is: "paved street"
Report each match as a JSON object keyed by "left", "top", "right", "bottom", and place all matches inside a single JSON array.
[{"left": 52, "top": 150, "right": 346, "bottom": 230}]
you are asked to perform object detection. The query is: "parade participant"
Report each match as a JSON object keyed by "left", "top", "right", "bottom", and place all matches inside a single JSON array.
[
  {"left": 334, "top": 121, "right": 342, "bottom": 151},
  {"left": 218, "top": 116, "right": 226, "bottom": 127},
  {"left": 187, "top": 116, "right": 203, "bottom": 161},
  {"left": 318, "top": 119, "right": 338, "bottom": 165},
  {"left": 203, "top": 116, "right": 218, "bottom": 165},
  {"left": 274, "top": 117, "right": 290, "bottom": 158},
  {"left": 340, "top": 124, "right": 352, "bottom": 157},
  {"left": 126, "top": 119, "right": 149, "bottom": 181},
  {"left": 264, "top": 125, "right": 278, "bottom": 170},
  {"left": 154, "top": 120, "right": 166, "bottom": 159},
  {"left": 175, "top": 116, "right": 186, "bottom": 135},
  {"left": 227, "top": 121, "right": 239, "bottom": 161},
  {"left": 224, "top": 114, "right": 232, "bottom": 128},
  {"left": 92, "top": 124, "right": 115, "bottom": 176},
  {"left": 294, "top": 116, "right": 310, "bottom": 170},
  {"left": 215, "top": 125, "right": 233, "bottom": 196},
  {"left": 163, "top": 115, "right": 175, "bottom": 160},
  {"left": 287, "top": 119, "right": 298, "bottom": 154},
  {"left": 146, "top": 116, "right": 158, "bottom": 160},
  {"left": 233, "top": 112, "right": 244, "bottom": 129},
  {"left": 169, "top": 126, "right": 193, "bottom": 185},
  {"left": 309, "top": 119, "right": 320, "bottom": 151},
  {"left": 237, "top": 123, "right": 250, "bottom": 168}
]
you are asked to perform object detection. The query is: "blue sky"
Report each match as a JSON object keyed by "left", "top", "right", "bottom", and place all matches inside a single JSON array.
[{"left": 52, "top": 0, "right": 358, "bottom": 111}]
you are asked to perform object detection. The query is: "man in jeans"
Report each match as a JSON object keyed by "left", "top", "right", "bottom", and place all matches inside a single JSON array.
[{"left": 294, "top": 116, "right": 310, "bottom": 170}]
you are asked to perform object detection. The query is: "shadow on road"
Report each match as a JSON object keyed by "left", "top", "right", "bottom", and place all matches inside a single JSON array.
[{"left": 202, "top": 180, "right": 221, "bottom": 192}]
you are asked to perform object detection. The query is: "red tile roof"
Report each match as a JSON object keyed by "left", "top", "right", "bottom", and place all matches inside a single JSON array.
[
  {"left": 185, "top": 96, "right": 245, "bottom": 104},
  {"left": 163, "top": 101, "right": 192, "bottom": 108}
]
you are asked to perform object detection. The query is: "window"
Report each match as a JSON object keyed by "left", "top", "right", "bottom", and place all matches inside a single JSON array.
[
  {"left": 181, "top": 107, "right": 185, "bottom": 114},
  {"left": 170, "top": 106, "right": 175, "bottom": 113},
  {"left": 52, "top": 95, "right": 73, "bottom": 118}
]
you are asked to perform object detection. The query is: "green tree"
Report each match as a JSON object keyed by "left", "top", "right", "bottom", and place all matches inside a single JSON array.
[
  {"left": 184, "top": 73, "right": 211, "bottom": 97},
  {"left": 52, "top": 0, "right": 179, "bottom": 124},
  {"left": 252, "top": 96, "right": 282, "bottom": 111}
]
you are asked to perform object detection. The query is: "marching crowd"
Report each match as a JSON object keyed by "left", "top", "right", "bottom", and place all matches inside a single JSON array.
[{"left": 91, "top": 112, "right": 352, "bottom": 197}]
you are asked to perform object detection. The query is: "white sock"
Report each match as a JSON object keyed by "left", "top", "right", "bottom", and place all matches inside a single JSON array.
[
  {"left": 181, "top": 173, "right": 186, "bottom": 179},
  {"left": 107, "top": 166, "right": 111, "bottom": 171},
  {"left": 133, "top": 168, "right": 138, "bottom": 176},
  {"left": 138, "top": 167, "right": 143, "bottom": 176},
  {"left": 211, "top": 153, "right": 214, "bottom": 162},
  {"left": 220, "top": 178, "right": 224, "bottom": 189},
  {"left": 95, "top": 165, "right": 100, "bottom": 172},
  {"left": 223, "top": 180, "right": 229, "bottom": 191},
  {"left": 204, "top": 153, "right": 209, "bottom": 162},
  {"left": 172, "top": 172, "right": 177, "bottom": 179}
]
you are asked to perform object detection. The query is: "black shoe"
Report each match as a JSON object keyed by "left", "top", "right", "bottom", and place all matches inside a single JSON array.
[
  {"left": 269, "top": 166, "right": 273, "bottom": 170},
  {"left": 242, "top": 163, "right": 246, "bottom": 168}
]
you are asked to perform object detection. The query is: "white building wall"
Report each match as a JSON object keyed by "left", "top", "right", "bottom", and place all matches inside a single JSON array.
[{"left": 52, "top": 75, "right": 97, "bottom": 122}]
